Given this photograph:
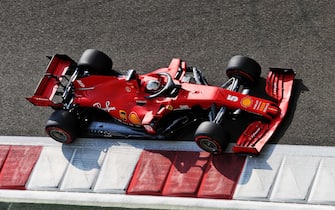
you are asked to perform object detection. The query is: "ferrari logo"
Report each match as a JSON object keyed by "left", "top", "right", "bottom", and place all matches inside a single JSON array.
[{"left": 119, "top": 110, "right": 127, "bottom": 121}]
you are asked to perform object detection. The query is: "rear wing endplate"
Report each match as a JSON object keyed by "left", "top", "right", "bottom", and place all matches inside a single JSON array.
[{"left": 26, "top": 55, "right": 75, "bottom": 107}]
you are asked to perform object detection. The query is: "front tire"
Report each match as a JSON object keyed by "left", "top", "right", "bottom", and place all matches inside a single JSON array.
[
  {"left": 45, "top": 110, "right": 78, "bottom": 144},
  {"left": 194, "top": 121, "right": 229, "bottom": 155},
  {"left": 226, "top": 55, "right": 261, "bottom": 86}
]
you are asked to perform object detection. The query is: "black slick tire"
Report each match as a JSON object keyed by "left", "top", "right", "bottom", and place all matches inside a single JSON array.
[
  {"left": 45, "top": 110, "right": 78, "bottom": 144},
  {"left": 194, "top": 121, "right": 229, "bottom": 155},
  {"left": 77, "top": 49, "right": 115, "bottom": 75},
  {"left": 226, "top": 55, "right": 261, "bottom": 86}
]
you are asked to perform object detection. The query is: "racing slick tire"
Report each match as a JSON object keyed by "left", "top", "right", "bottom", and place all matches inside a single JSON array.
[
  {"left": 194, "top": 121, "right": 229, "bottom": 155},
  {"left": 78, "top": 49, "right": 117, "bottom": 75},
  {"left": 45, "top": 110, "right": 78, "bottom": 144},
  {"left": 226, "top": 55, "right": 261, "bottom": 86}
]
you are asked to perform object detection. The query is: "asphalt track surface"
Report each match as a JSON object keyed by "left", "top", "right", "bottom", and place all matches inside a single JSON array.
[
  {"left": 0, "top": 2, "right": 335, "bottom": 210},
  {"left": 1, "top": 1, "right": 335, "bottom": 146}
]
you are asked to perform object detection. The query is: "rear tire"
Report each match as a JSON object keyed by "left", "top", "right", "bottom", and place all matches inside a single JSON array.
[
  {"left": 226, "top": 55, "right": 261, "bottom": 86},
  {"left": 78, "top": 49, "right": 118, "bottom": 75},
  {"left": 45, "top": 110, "right": 78, "bottom": 144},
  {"left": 194, "top": 121, "right": 229, "bottom": 155}
]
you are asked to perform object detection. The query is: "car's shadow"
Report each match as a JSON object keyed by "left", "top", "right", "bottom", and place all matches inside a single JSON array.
[{"left": 268, "top": 78, "right": 308, "bottom": 144}]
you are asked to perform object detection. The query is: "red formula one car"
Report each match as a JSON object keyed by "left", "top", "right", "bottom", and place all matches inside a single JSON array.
[{"left": 27, "top": 49, "right": 295, "bottom": 155}]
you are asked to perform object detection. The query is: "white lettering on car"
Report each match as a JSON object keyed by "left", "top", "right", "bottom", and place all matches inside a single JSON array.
[
  {"left": 93, "top": 101, "right": 116, "bottom": 112},
  {"left": 227, "top": 94, "right": 238, "bottom": 102}
]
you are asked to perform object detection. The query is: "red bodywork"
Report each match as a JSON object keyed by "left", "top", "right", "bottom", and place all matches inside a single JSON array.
[{"left": 27, "top": 55, "right": 295, "bottom": 155}]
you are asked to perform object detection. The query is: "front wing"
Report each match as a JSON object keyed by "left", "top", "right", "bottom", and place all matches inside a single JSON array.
[{"left": 232, "top": 68, "right": 296, "bottom": 155}]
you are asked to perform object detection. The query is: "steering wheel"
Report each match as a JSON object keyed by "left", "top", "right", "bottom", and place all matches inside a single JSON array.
[{"left": 145, "top": 73, "right": 177, "bottom": 99}]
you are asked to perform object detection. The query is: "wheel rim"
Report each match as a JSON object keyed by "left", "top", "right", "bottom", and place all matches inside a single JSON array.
[
  {"left": 48, "top": 128, "right": 69, "bottom": 143},
  {"left": 197, "top": 138, "right": 220, "bottom": 154}
]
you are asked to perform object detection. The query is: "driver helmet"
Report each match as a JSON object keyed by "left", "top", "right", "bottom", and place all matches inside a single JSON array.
[{"left": 146, "top": 79, "right": 161, "bottom": 91}]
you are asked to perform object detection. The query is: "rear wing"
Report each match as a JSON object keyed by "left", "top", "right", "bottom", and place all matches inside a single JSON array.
[
  {"left": 26, "top": 55, "right": 76, "bottom": 107},
  {"left": 233, "top": 68, "right": 296, "bottom": 155}
]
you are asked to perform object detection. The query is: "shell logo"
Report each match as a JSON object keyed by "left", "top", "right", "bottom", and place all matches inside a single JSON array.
[
  {"left": 241, "top": 97, "right": 253, "bottom": 108},
  {"left": 129, "top": 112, "right": 141, "bottom": 125}
]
